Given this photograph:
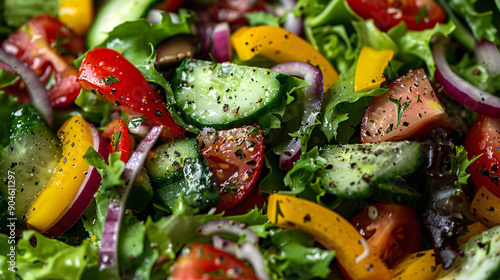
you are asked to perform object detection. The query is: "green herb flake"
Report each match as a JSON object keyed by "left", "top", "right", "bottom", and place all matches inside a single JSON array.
[
  {"left": 390, "top": 97, "right": 411, "bottom": 129},
  {"left": 101, "top": 75, "right": 121, "bottom": 86}
]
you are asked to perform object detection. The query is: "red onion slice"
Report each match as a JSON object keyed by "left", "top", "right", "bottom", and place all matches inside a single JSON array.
[
  {"left": 99, "top": 126, "right": 162, "bottom": 272},
  {"left": 197, "top": 219, "right": 259, "bottom": 245},
  {"left": 212, "top": 22, "right": 232, "bottom": 62},
  {"left": 475, "top": 39, "right": 500, "bottom": 76},
  {"left": 0, "top": 49, "right": 53, "bottom": 128},
  {"left": 433, "top": 37, "right": 500, "bottom": 117},
  {"left": 43, "top": 123, "right": 109, "bottom": 238},
  {"left": 271, "top": 61, "right": 323, "bottom": 170},
  {"left": 212, "top": 235, "right": 269, "bottom": 280},
  {"left": 128, "top": 116, "right": 152, "bottom": 137}
]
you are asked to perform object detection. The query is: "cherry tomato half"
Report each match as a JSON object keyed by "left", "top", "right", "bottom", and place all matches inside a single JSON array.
[
  {"left": 171, "top": 242, "right": 258, "bottom": 280},
  {"left": 1, "top": 15, "right": 84, "bottom": 108},
  {"left": 350, "top": 202, "right": 422, "bottom": 268},
  {"left": 346, "top": 0, "right": 446, "bottom": 31},
  {"left": 465, "top": 115, "right": 500, "bottom": 198},
  {"left": 102, "top": 118, "right": 131, "bottom": 162},
  {"left": 198, "top": 126, "right": 264, "bottom": 213}
]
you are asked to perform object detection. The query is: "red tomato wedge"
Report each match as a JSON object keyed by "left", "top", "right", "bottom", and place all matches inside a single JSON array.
[
  {"left": 102, "top": 118, "right": 131, "bottom": 162},
  {"left": 198, "top": 126, "right": 264, "bottom": 213},
  {"left": 171, "top": 243, "right": 258, "bottom": 280},
  {"left": 1, "top": 15, "right": 84, "bottom": 108},
  {"left": 346, "top": 0, "right": 446, "bottom": 31},
  {"left": 465, "top": 115, "right": 500, "bottom": 198},
  {"left": 361, "top": 68, "right": 455, "bottom": 143},
  {"left": 77, "top": 47, "right": 184, "bottom": 139},
  {"left": 350, "top": 202, "right": 422, "bottom": 268}
]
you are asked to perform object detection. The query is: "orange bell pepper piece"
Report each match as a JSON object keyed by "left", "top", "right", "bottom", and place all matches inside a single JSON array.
[
  {"left": 267, "top": 194, "right": 391, "bottom": 280},
  {"left": 470, "top": 186, "right": 500, "bottom": 228},
  {"left": 231, "top": 26, "right": 339, "bottom": 91}
]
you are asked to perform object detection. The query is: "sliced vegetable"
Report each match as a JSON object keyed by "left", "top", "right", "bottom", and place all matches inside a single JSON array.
[
  {"left": 231, "top": 25, "right": 339, "bottom": 91},
  {"left": 346, "top": 0, "right": 446, "bottom": 31},
  {"left": 392, "top": 250, "right": 442, "bottom": 280},
  {"left": 26, "top": 115, "right": 94, "bottom": 233},
  {"left": 58, "top": 0, "right": 93, "bottom": 35},
  {"left": 78, "top": 47, "right": 184, "bottom": 139},
  {"left": 171, "top": 242, "right": 259, "bottom": 280},
  {"left": 268, "top": 194, "right": 392, "bottom": 280},
  {"left": 211, "top": 22, "right": 232, "bottom": 62},
  {"left": 0, "top": 49, "right": 53, "bottom": 127},
  {"left": 270, "top": 61, "right": 323, "bottom": 170},
  {"left": 197, "top": 220, "right": 258, "bottom": 245},
  {"left": 0, "top": 104, "right": 61, "bottom": 220},
  {"left": 99, "top": 126, "right": 162, "bottom": 275},
  {"left": 475, "top": 39, "right": 500, "bottom": 76},
  {"left": 470, "top": 186, "right": 500, "bottom": 228},
  {"left": 317, "top": 141, "right": 422, "bottom": 197},
  {"left": 197, "top": 126, "right": 264, "bottom": 213},
  {"left": 434, "top": 36, "right": 500, "bottom": 118},
  {"left": 438, "top": 225, "right": 500, "bottom": 280},
  {"left": 350, "top": 202, "right": 422, "bottom": 268},
  {"left": 145, "top": 138, "right": 219, "bottom": 211},
  {"left": 86, "top": 0, "right": 158, "bottom": 48},
  {"left": 354, "top": 46, "right": 394, "bottom": 92},
  {"left": 43, "top": 122, "right": 108, "bottom": 238},
  {"left": 1, "top": 15, "right": 84, "bottom": 109},
  {"left": 465, "top": 115, "right": 500, "bottom": 198},
  {"left": 361, "top": 68, "right": 455, "bottom": 143},
  {"left": 102, "top": 118, "right": 131, "bottom": 162},
  {"left": 171, "top": 59, "right": 300, "bottom": 129}
]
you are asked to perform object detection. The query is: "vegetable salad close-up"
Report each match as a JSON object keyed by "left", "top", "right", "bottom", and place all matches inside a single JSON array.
[{"left": 2, "top": 0, "right": 500, "bottom": 279}]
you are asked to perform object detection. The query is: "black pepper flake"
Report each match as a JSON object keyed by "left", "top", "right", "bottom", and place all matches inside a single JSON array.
[
  {"left": 115, "top": 100, "right": 121, "bottom": 106},
  {"left": 303, "top": 214, "right": 311, "bottom": 223},
  {"left": 235, "top": 149, "right": 246, "bottom": 159},
  {"left": 223, "top": 104, "right": 229, "bottom": 112},
  {"left": 154, "top": 109, "right": 163, "bottom": 117}
]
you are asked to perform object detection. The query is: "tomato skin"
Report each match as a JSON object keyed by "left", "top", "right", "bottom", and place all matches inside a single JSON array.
[
  {"left": 346, "top": 0, "right": 446, "bottom": 31},
  {"left": 171, "top": 243, "right": 259, "bottom": 280},
  {"left": 102, "top": 118, "right": 131, "bottom": 162},
  {"left": 360, "top": 68, "right": 455, "bottom": 143},
  {"left": 350, "top": 202, "right": 422, "bottom": 268},
  {"left": 465, "top": 115, "right": 500, "bottom": 198},
  {"left": 224, "top": 186, "right": 268, "bottom": 216},
  {"left": 198, "top": 126, "right": 264, "bottom": 213},
  {"left": 77, "top": 47, "right": 184, "bottom": 138},
  {"left": 1, "top": 15, "right": 84, "bottom": 108}
]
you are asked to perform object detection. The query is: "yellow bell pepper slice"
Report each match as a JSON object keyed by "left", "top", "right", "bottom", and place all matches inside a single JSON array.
[
  {"left": 268, "top": 194, "right": 391, "bottom": 280},
  {"left": 354, "top": 46, "right": 394, "bottom": 92},
  {"left": 26, "top": 115, "right": 93, "bottom": 232},
  {"left": 392, "top": 250, "right": 442, "bottom": 280},
  {"left": 470, "top": 186, "right": 500, "bottom": 228},
  {"left": 59, "top": 0, "right": 94, "bottom": 35},
  {"left": 231, "top": 26, "right": 339, "bottom": 91}
]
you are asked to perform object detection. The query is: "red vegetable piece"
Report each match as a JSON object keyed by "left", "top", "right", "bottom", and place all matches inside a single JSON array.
[
  {"left": 361, "top": 68, "right": 456, "bottom": 143},
  {"left": 103, "top": 118, "right": 131, "bottom": 162},
  {"left": 77, "top": 47, "right": 184, "bottom": 139}
]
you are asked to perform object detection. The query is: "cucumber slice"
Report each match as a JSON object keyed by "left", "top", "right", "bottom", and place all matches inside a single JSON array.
[
  {"left": 171, "top": 59, "right": 288, "bottom": 129},
  {"left": 86, "top": 0, "right": 158, "bottom": 48},
  {"left": 0, "top": 105, "right": 61, "bottom": 220},
  {"left": 438, "top": 225, "right": 500, "bottom": 280},
  {"left": 317, "top": 141, "right": 422, "bottom": 198},
  {"left": 145, "top": 138, "right": 219, "bottom": 211}
]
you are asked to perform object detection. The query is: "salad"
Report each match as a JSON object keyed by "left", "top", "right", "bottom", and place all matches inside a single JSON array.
[{"left": 1, "top": 0, "right": 500, "bottom": 279}]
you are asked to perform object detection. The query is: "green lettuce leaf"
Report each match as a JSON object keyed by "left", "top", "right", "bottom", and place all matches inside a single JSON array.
[
  {"left": 244, "top": 11, "right": 281, "bottom": 27},
  {"left": 443, "top": 144, "right": 481, "bottom": 187},
  {"left": 3, "top": 0, "right": 58, "bottom": 29},
  {"left": 16, "top": 231, "right": 98, "bottom": 280},
  {"left": 451, "top": 53, "right": 500, "bottom": 95},
  {"left": 83, "top": 147, "right": 125, "bottom": 197},
  {"left": 266, "top": 229, "right": 335, "bottom": 280},
  {"left": 447, "top": 0, "right": 499, "bottom": 44},
  {"left": 0, "top": 234, "right": 16, "bottom": 280}
]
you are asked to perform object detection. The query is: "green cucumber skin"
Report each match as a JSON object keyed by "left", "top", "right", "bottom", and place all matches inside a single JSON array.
[
  {"left": 171, "top": 59, "right": 287, "bottom": 129},
  {"left": 86, "top": 0, "right": 159, "bottom": 48},
  {"left": 318, "top": 141, "right": 422, "bottom": 198},
  {"left": 145, "top": 138, "right": 219, "bottom": 211},
  {"left": 0, "top": 104, "right": 61, "bottom": 220},
  {"left": 438, "top": 225, "right": 500, "bottom": 280}
]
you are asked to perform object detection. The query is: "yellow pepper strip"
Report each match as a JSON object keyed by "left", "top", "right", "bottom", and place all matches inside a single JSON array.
[
  {"left": 59, "top": 0, "right": 94, "bottom": 35},
  {"left": 267, "top": 194, "right": 391, "bottom": 280},
  {"left": 231, "top": 26, "right": 339, "bottom": 91},
  {"left": 26, "top": 115, "right": 93, "bottom": 233},
  {"left": 470, "top": 186, "right": 500, "bottom": 228},
  {"left": 392, "top": 250, "right": 442, "bottom": 280},
  {"left": 354, "top": 46, "right": 394, "bottom": 92},
  {"left": 457, "top": 221, "right": 489, "bottom": 245}
]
